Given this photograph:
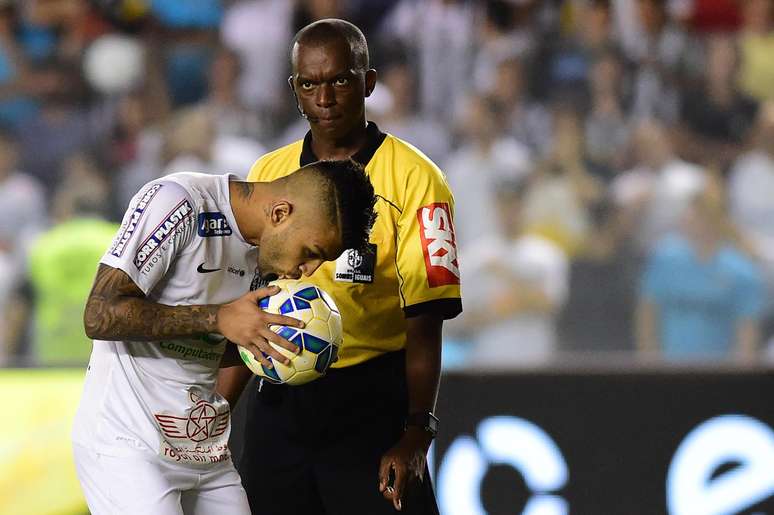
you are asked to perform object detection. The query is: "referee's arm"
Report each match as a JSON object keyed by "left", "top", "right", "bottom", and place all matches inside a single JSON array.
[
  {"left": 217, "top": 361, "right": 253, "bottom": 408},
  {"left": 377, "top": 312, "right": 442, "bottom": 511}
]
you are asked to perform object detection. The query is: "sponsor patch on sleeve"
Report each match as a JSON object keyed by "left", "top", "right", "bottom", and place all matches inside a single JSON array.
[
  {"left": 416, "top": 202, "right": 460, "bottom": 287},
  {"left": 133, "top": 199, "right": 194, "bottom": 269},
  {"left": 197, "top": 212, "right": 232, "bottom": 237},
  {"left": 110, "top": 184, "right": 163, "bottom": 257}
]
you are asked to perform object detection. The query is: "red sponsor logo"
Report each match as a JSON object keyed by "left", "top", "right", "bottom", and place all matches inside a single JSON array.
[
  {"left": 155, "top": 400, "right": 229, "bottom": 443},
  {"left": 417, "top": 202, "right": 460, "bottom": 287}
]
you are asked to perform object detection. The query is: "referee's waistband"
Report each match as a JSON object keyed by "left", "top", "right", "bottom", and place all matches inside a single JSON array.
[
  {"left": 328, "top": 349, "right": 405, "bottom": 377},
  {"left": 258, "top": 349, "right": 405, "bottom": 392}
]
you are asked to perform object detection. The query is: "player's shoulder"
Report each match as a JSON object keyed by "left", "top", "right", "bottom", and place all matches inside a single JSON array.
[
  {"left": 248, "top": 140, "right": 304, "bottom": 181},
  {"left": 147, "top": 172, "right": 220, "bottom": 202}
]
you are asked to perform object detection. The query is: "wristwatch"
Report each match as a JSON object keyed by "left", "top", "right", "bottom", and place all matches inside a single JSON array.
[{"left": 405, "top": 412, "right": 439, "bottom": 438}]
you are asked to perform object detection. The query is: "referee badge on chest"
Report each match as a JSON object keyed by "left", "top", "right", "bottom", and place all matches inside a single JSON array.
[{"left": 334, "top": 243, "right": 376, "bottom": 283}]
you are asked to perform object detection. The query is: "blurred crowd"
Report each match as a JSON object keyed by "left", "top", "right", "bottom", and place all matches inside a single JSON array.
[{"left": 1, "top": 0, "right": 773, "bottom": 369}]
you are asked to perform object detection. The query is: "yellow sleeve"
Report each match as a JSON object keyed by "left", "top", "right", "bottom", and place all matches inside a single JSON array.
[{"left": 396, "top": 163, "right": 462, "bottom": 319}]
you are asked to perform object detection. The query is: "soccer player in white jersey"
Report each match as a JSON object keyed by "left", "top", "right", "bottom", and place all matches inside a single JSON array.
[{"left": 71, "top": 159, "right": 376, "bottom": 515}]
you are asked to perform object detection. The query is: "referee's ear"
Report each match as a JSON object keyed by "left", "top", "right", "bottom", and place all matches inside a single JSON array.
[{"left": 365, "top": 68, "right": 377, "bottom": 97}]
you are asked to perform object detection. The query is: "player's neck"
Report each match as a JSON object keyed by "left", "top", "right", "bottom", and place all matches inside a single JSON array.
[
  {"left": 309, "top": 119, "right": 368, "bottom": 160},
  {"left": 229, "top": 180, "right": 267, "bottom": 245}
]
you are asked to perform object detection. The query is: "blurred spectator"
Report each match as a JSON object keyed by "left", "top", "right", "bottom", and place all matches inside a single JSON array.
[
  {"left": 677, "top": 34, "right": 758, "bottom": 172},
  {"left": 452, "top": 180, "right": 569, "bottom": 367},
  {"left": 584, "top": 48, "right": 631, "bottom": 176},
  {"left": 736, "top": 0, "right": 774, "bottom": 102},
  {"left": 0, "top": 129, "right": 46, "bottom": 269},
  {"left": 622, "top": 0, "right": 694, "bottom": 122},
  {"left": 375, "top": 59, "right": 450, "bottom": 163},
  {"left": 205, "top": 45, "right": 264, "bottom": 142},
  {"left": 202, "top": 45, "right": 266, "bottom": 175},
  {"left": 151, "top": 0, "right": 222, "bottom": 29},
  {"left": 445, "top": 94, "right": 532, "bottom": 248},
  {"left": 291, "top": 0, "right": 347, "bottom": 32},
  {"left": 16, "top": 59, "right": 115, "bottom": 196},
  {"left": 536, "top": 0, "right": 616, "bottom": 104},
  {"left": 151, "top": 0, "right": 223, "bottom": 108},
  {"left": 0, "top": 250, "right": 17, "bottom": 364},
  {"left": 729, "top": 101, "right": 774, "bottom": 292},
  {"left": 0, "top": 3, "right": 41, "bottom": 129},
  {"left": 221, "top": 0, "right": 294, "bottom": 111},
  {"left": 384, "top": 0, "right": 476, "bottom": 122},
  {"left": 636, "top": 188, "right": 765, "bottom": 362},
  {"left": 612, "top": 118, "right": 705, "bottom": 251},
  {"left": 558, "top": 199, "right": 639, "bottom": 353},
  {"left": 688, "top": 0, "right": 742, "bottom": 32},
  {"left": 473, "top": 0, "right": 535, "bottom": 95},
  {"left": 161, "top": 106, "right": 216, "bottom": 176},
  {"left": 521, "top": 106, "right": 601, "bottom": 256},
  {"left": 112, "top": 92, "right": 167, "bottom": 214},
  {"left": 25, "top": 0, "right": 110, "bottom": 62},
  {"left": 487, "top": 56, "right": 553, "bottom": 159},
  {"left": 28, "top": 152, "right": 117, "bottom": 366}
]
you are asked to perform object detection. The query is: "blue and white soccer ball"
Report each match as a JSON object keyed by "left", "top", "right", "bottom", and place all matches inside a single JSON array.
[{"left": 240, "top": 279, "right": 343, "bottom": 386}]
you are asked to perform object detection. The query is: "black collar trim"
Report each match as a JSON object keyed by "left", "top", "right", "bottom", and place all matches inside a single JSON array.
[{"left": 299, "top": 121, "right": 387, "bottom": 167}]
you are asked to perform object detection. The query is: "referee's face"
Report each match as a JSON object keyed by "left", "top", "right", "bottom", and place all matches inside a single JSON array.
[{"left": 291, "top": 39, "right": 374, "bottom": 140}]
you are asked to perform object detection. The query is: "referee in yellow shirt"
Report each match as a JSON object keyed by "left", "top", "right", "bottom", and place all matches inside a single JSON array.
[{"left": 217, "top": 19, "right": 461, "bottom": 514}]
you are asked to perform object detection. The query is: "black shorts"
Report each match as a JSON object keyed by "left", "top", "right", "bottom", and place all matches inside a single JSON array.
[{"left": 234, "top": 350, "right": 440, "bottom": 515}]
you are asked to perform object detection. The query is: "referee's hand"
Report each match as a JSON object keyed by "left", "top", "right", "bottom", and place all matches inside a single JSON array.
[
  {"left": 216, "top": 286, "right": 304, "bottom": 368},
  {"left": 378, "top": 428, "right": 433, "bottom": 511}
]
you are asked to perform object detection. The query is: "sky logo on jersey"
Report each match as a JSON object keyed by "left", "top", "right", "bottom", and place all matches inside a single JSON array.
[
  {"left": 110, "top": 184, "right": 163, "bottom": 257},
  {"left": 133, "top": 200, "right": 194, "bottom": 268},
  {"left": 197, "top": 212, "right": 232, "bottom": 237},
  {"left": 417, "top": 202, "right": 460, "bottom": 287}
]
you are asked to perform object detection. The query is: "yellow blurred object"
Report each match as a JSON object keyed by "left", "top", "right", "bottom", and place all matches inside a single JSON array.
[
  {"left": 121, "top": 0, "right": 151, "bottom": 22},
  {"left": 738, "top": 32, "right": 774, "bottom": 102},
  {"left": 0, "top": 369, "right": 87, "bottom": 515}
]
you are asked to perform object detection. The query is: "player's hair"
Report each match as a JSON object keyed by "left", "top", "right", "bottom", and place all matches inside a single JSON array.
[
  {"left": 297, "top": 159, "right": 377, "bottom": 253},
  {"left": 291, "top": 18, "right": 370, "bottom": 71}
]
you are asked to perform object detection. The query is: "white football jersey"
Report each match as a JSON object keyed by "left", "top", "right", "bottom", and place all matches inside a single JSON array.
[{"left": 72, "top": 172, "right": 257, "bottom": 467}]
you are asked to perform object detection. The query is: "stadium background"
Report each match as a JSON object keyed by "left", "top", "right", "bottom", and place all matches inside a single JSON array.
[{"left": 1, "top": 0, "right": 773, "bottom": 514}]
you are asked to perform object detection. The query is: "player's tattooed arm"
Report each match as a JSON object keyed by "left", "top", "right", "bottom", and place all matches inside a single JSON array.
[
  {"left": 84, "top": 264, "right": 219, "bottom": 341},
  {"left": 84, "top": 265, "right": 304, "bottom": 367}
]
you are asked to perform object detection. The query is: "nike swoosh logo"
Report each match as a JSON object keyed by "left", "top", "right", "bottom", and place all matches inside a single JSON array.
[{"left": 197, "top": 263, "right": 221, "bottom": 273}]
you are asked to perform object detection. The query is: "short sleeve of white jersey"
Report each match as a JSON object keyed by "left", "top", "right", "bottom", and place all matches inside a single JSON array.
[{"left": 102, "top": 180, "right": 196, "bottom": 295}]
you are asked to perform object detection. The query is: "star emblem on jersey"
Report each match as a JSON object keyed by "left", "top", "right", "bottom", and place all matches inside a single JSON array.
[
  {"left": 197, "top": 262, "right": 220, "bottom": 273},
  {"left": 155, "top": 400, "right": 229, "bottom": 443}
]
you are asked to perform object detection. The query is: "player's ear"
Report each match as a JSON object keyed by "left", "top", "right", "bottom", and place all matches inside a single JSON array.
[
  {"left": 365, "top": 69, "right": 377, "bottom": 97},
  {"left": 270, "top": 201, "right": 292, "bottom": 226}
]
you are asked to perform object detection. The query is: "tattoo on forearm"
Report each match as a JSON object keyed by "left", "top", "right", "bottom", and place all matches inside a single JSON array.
[{"left": 84, "top": 264, "right": 219, "bottom": 341}]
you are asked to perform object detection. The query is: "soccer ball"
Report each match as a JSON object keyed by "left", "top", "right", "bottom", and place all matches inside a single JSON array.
[{"left": 239, "top": 279, "right": 343, "bottom": 385}]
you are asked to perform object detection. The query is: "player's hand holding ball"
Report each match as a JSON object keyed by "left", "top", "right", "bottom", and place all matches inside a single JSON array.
[
  {"left": 217, "top": 286, "right": 304, "bottom": 369},
  {"left": 239, "top": 279, "right": 343, "bottom": 385}
]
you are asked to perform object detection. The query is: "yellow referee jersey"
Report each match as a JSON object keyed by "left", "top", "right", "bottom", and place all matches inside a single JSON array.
[{"left": 248, "top": 122, "right": 462, "bottom": 368}]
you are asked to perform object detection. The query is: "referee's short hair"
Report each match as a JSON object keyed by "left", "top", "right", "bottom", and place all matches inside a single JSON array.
[{"left": 291, "top": 18, "right": 369, "bottom": 71}]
